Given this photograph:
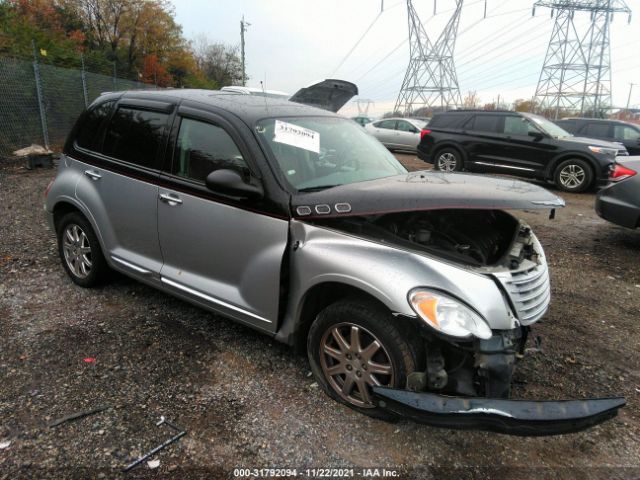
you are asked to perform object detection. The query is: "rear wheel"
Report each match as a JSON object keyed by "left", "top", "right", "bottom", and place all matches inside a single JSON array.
[
  {"left": 434, "top": 148, "right": 463, "bottom": 172},
  {"left": 307, "top": 298, "right": 421, "bottom": 419},
  {"left": 56, "top": 211, "right": 109, "bottom": 287},
  {"left": 554, "top": 158, "right": 593, "bottom": 192}
]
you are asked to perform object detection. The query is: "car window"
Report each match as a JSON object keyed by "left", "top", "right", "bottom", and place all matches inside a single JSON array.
[
  {"left": 428, "top": 114, "right": 469, "bottom": 129},
  {"left": 503, "top": 116, "right": 537, "bottom": 136},
  {"left": 172, "top": 118, "right": 249, "bottom": 183},
  {"left": 75, "top": 101, "right": 114, "bottom": 151},
  {"left": 374, "top": 120, "right": 397, "bottom": 130},
  {"left": 583, "top": 123, "right": 610, "bottom": 138},
  {"left": 556, "top": 119, "right": 577, "bottom": 132},
  {"left": 397, "top": 120, "right": 417, "bottom": 133},
  {"left": 103, "top": 107, "right": 169, "bottom": 169},
  {"left": 469, "top": 115, "right": 500, "bottom": 133},
  {"left": 613, "top": 125, "right": 640, "bottom": 141}
]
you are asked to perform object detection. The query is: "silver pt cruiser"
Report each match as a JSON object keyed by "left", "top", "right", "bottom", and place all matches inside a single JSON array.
[{"left": 45, "top": 86, "right": 624, "bottom": 435}]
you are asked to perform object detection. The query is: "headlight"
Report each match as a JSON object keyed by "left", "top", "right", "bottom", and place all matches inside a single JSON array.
[
  {"left": 408, "top": 289, "right": 492, "bottom": 340},
  {"left": 588, "top": 145, "right": 618, "bottom": 157}
]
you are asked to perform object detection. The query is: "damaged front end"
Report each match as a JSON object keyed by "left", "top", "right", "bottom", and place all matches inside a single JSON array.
[{"left": 300, "top": 206, "right": 625, "bottom": 435}]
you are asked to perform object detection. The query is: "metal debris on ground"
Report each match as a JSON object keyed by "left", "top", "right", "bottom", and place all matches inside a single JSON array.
[
  {"left": 48, "top": 405, "right": 110, "bottom": 428},
  {"left": 123, "top": 416, "right": 186, "bottom": 473}
]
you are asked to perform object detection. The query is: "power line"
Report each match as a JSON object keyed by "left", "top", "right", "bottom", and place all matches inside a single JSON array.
[{"left": 330, "top": 11, "right": 383, "bottom": 77}]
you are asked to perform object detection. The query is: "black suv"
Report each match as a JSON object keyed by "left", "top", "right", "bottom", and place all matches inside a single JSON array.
[
  {"left": 555, "top": 118, "right": 640, "bottom": 155},
  {"left": 417, "top": 110, "right": 626, "bottom": 192}
]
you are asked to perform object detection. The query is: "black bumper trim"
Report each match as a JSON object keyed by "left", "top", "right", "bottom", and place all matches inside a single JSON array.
[{"left": 373, "top": 387, "right": 625, "bottom": 436}]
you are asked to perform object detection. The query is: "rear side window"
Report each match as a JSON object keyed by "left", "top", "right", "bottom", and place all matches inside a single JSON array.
[
  {"left": 583, "top": 123, "right": 610, "bottom": 138},
  {"left": 428, "top": 114, "right": 469, "bottom": 129},
  {"left": 172, "top": 118, "right": 248, "bottom": 183},
  {"left": 103, "top": 107, "right": 169, "bottom": 169},
  {"left": 557, "top": 120, "right": 577, "bottom": 132},
  {"left": 469, "top": 115, "right": 500, "bottom": 133},
  {"left": 74, "top": 101, "right": 113, "bottom": 151}
]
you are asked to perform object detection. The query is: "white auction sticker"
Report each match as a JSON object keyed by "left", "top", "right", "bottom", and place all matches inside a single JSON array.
[{"left": 273, "top": 120, "right": 320, "bottom": 154}]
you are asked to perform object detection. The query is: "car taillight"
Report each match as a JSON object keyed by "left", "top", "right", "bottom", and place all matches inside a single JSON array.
[
  {"left": 610, "top": 163, "right": 637, "bottom": 182},
  {"left": 420, "top": 129, "right": 431, "bottom": 139},
  {"left": 44, "top": 178, "right": 55, "bottom": 197}
]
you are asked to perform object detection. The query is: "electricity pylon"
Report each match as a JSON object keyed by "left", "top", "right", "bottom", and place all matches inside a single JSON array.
[
  {"left": 395, "top": 0, "right": 464, "bottom": 115},
  {"left": 533, "top": 0, "right": 631, "bottom": 119}
]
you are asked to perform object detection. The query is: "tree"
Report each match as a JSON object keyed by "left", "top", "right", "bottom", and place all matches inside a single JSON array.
[
  {"left": 462, "top": 91, "right": 480, "bottom": 109},
  {"left": 513, "top": 98, "right": 536, "bottom": 112},
  {"left": 193, "top": 36, "right": 243, "bottom": 87}
]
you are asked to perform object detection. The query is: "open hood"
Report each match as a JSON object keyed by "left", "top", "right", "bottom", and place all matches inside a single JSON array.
[
  {"left": 292, "top": 171, "right": 565, "bottom": 219},
  {"left": 289, "top": 79, "right": 358, "bottom": 112}
]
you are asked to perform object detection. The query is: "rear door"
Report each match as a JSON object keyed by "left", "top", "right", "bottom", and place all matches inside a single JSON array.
[
  {"left": 463, "top": 114, "right": 508, "bottom": 171},
  {"left": 75, "top": 100, "right": 172, "bottom": 276},
  {"left": 157, "top": 106, "right": 288, "bottom": 332}
]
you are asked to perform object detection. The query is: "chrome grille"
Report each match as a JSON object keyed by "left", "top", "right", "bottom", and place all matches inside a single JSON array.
[{"left": 495, "top": 261, "right": 551, "bottom": 325}]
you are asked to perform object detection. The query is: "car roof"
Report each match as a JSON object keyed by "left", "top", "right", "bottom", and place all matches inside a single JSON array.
[
  {"left": 559, "top": 117, "right": 636, "bottom": 126},
  {"left": 99, "top": 89, "right": 337, "bottom": 123}
]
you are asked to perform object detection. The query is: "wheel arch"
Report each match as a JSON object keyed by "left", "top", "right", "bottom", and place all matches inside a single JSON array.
[
  {"left": 432, "top": 142, "right": 467, "bottom": 165},
  {"left": 545, "top": 153, "right": 597, "bottom": 181},
  {"left": 51, "top": 199, "right": 107, "bottom": 254}
]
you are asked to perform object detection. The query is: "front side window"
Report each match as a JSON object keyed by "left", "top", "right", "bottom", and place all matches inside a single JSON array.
[
  {"left": 614, "top": 125, "right": 640, "bottom": 141},
  {"left": 172, "top": 118, "right": 248, "bottom": 182},
  {"left": 523, "top": 113, "right": 572, "bottom": 139},
  {"left": 470, "top": 115, "right": 500, "bottom": 133},
  {"left": 256, "top": 116, "right": 406, "bottom": 190},
  {"left": 75, "top": 101, "right": 114, "bottom": 151},
  {"left": 375, "top": 120, "right": 397, "bottom": 130},
  {"left": 397, "top": 120, "right": 417, "bottom": 133},
  {"left": 103, "top": 107, "right": 169, "bottom": 169},
  {"left": 503, "top": 116, "right": 538, "bottom": 136}
]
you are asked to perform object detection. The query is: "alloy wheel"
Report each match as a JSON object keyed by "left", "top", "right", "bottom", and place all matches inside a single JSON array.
[
  {"left": 437, "top": 152, "right": 457, "bottom": 172},
  {"left": 559, "top": 164, "right": 586, "bottom": 189},
  {"left": 319, "top": 323, "right": 394, "bottom": 408},
  {"left": 62, "top": 224, "right": 92, "bottom": 278}
]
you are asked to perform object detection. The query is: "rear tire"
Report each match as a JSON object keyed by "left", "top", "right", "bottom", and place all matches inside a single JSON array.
[
  {"left": 553, "top": 158, "right": 593, "bottom": 192},
  {"left": 434, "top": 147, "right": 463, "bottom": 172},
  {"left": 56, "top": 211, "right": 109, "bottom": 287},
  {"left": 307, "top": 298, "right": 421, "bottom": 420}
]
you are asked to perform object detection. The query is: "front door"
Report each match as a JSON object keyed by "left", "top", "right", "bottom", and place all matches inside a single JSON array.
[
  {"left": 157, "top": 111, "right": 288, "bottom": 332},
  {"left": 499, "top": 115, "right": 557, "bottom": 177}
]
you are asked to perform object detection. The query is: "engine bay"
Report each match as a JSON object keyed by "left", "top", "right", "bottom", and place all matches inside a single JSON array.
[{"left": 311, "top": 209, "right": 536, "bottom": 267}]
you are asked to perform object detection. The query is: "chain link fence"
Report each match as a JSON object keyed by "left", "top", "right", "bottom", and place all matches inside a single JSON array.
[{"left": 0, "top": 56, "right": 158, "bottom": 159}]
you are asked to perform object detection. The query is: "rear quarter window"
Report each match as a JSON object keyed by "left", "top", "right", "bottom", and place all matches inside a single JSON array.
[
  {"left": 73, "top": 101, "right": 114, "bottom": 151},
  {"left": 103, "top": 107, "right": 169, "bottom": 169}
]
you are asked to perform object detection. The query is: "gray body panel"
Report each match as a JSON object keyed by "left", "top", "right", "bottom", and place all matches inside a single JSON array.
[
  {"left": 157, "top": 186, "right": 288, "bottom": 329},
  {"left": 596, "top": 156, "right": 640, "bottom": 229}
]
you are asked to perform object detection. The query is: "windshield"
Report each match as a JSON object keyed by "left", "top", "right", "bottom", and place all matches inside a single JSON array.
[
  {"left": 256, "top": 116, "right": 407, "bottom": 190},
  {"left": 524, "top": 113, "right": 572, "bottom": 138}
]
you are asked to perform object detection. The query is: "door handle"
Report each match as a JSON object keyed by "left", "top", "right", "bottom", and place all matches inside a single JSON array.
[
  {"left": 159, "top": 193, "right": 183, "bottom": 205},
  {"left": 84, "top": 169, "right": 101, "bottom": 180}
]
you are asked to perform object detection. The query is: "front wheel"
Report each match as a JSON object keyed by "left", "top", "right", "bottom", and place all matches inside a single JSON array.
[
  {"left": 434, "top": 148, "right": 463, "bottom": 172},
  {"left": 307, "top": 298, "right": 421, "bottom": 419},
  {"left": 553, "top": 159, "right": 593, "bottom": 192}
]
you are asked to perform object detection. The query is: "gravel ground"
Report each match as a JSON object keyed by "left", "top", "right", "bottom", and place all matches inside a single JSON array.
[{"left": 1, "top": 156, "right": 639, "bottom": 479}]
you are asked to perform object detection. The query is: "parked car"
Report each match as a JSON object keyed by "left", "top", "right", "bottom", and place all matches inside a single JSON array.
[
  {"left": 596, "top": 157, "right": 640, "bottom": 228},
  {"left": 44, "top": 90, "right": 624, "bottom": 435},
  {"left": 365, "top": 117, "right": 427, "bottom": 153},
  {"left": 417, "top": 110, "right": 627, "bottom": 192},
  {"left": 556, "top": 118, "right": 640, "bottom": 156},
  {"left": 351, "top": 116, "right": 374, "bottom": 127}
]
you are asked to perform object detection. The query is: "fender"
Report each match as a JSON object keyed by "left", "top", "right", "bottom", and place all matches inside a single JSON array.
[{"left": 544, "top": 152, "right": 600, "bottom": 180}]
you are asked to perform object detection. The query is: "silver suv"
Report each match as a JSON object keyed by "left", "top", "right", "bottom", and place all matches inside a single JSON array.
[{"left": 45, "top": 90, "right": 624, "bottom": 435}]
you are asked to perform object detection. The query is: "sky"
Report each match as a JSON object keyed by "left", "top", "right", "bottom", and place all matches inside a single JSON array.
[{"left": 171, "top": 0, "right": 640, "bottom": 117}]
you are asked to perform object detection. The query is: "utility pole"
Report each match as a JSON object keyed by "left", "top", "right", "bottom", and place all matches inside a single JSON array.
[
  {"left": 395, "top": 0, "right": 465, "bottom": 115},
  {"left": 626, "top": 82, "right": 635, "bottom": 110},
  {"left": 240, "top": 15, "right": 251, "bottom": 87},
  {"left": 533, "top": 0, "right": 631, "bottom": 119}
]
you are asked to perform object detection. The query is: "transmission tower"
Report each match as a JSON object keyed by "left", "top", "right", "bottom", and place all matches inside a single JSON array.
[
  {"left": 394, "top": 0, "right": 464, "bottom": 115},
  {"left": 357, "top": 98, "right": 375, "bottom": 115},
  {"left": 533, "top": 0, "right": 631, "bottom": 119}
]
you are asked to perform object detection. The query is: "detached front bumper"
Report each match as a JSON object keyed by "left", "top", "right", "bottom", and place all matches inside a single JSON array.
[{"left": 373, "top": 387, "right": 625, "bottom": 436}]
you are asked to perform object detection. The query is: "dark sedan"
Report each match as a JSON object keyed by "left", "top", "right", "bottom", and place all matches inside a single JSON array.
[{"left": 596, "top": 157, "right": 640, "bottom": 228}]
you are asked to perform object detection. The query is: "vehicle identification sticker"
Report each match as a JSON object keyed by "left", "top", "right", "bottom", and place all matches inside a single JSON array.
[{"left": 273, "top": 120, "right": 320, "bottom": 153}]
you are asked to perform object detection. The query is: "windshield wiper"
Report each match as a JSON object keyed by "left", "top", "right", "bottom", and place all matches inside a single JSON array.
[{"left": 297, "top": 184, "right": 341, "bottom": 192}]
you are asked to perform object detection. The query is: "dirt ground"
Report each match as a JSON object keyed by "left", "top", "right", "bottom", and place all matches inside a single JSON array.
[{"left": 1, "top": 155, "right": 639, "bottom": 479}]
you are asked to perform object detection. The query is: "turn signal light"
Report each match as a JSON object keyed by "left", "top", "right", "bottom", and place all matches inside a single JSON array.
[
  {"left": 610, "top": 164, "right": 637, "bottom": 182},
  {"left": 420, "top": 129, "right": 431, "bottom": 139}
]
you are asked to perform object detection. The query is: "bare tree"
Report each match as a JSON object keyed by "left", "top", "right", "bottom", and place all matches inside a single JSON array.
[
  {"left": 462, "top": 91, "right": 480, "bottom": 109},
  {"left": 193, "top": 36, "right": 243, "bottom": 87}
]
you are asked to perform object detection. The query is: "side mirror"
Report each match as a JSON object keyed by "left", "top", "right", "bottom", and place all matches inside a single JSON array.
[
  {"left": 528, "top": 131, "right": 545, "bottom": 141},
  {"left": 205, "top": 169, "right": 263, "bottom": 200}
]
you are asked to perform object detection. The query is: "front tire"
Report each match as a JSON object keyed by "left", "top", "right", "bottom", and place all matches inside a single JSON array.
[
  {"left": 434, "top": 147, "right": 463, "bottom": 172},
  {"left": 554, "top": 158, "right": 593, "bottom": 192},
  {"left": 307, "top": 298, "right": 420, "bottom": 419},
  {"left": 56, "top": 211, "right": 109, "bottom": 287}
]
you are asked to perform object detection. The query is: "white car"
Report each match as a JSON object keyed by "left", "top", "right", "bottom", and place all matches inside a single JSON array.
[{"left": 365, "top": 117, "right": 428, "bottom": 153}]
